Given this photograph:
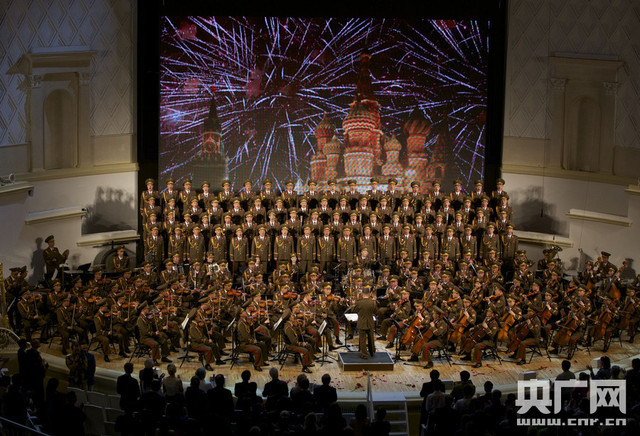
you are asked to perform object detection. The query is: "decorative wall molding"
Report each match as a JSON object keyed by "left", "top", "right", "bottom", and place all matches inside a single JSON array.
[
  {"left": 76, "top": 230, "right": 139, "bottom": 248},
  {"left": 25, "top": 206, "right": 87, "bottom": 225},
  {"left": 513, "top": 230, "right": 573, "bottom": 248},
  {"left": 501, "top": 163, "right": 637, "bottom": 186},
  {"left": 566, "top": 209, "right": 632, "bottom": 227},
  {"left": 0, "top": 182, "right": 34, "bottom": 198},
  {"left": 14, "top": 163, "right": 139, "bottom": 183}
]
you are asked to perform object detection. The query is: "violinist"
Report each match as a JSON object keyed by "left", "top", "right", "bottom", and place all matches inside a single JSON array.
[
  {"left": 508, "top": 307, "right": 541, "bottom": 365},
  {"left": 486, "top": 283, "right": 507, "bottom": 317},
  {"left": 160, "top": 260, "right": 179, "bottom": 286},
  {"left": 136, "top": 307, "right": 172, "bottom": 365},
  {"left": 460, "top": 307, "right": 499, "bottom": 368},
  {"left": 487, "top": 262, "right": 504, "bottom": 286},
  {"left": 45, "top": 280, "right": 67, "bottom": 325},
  {"left": 88, "top": 268, "right": 110, "bottom": 297},
  {"left": 284, "top": 308, "right": 314, "bottom": 373},
  {"left": 237, "top": 310, "right": 269, "bottom": 371},
  {"left": 579, "top": 260, "right": 597, "bottom": 290},
  {"left": 594, "top": 251, "right": 615, "bottom": 277},
  {"left": 410, "top": 305, "right": 448, "bottom": 369},
  {"left": 5, "top": 267, "right": 27, "bottom": 331},
  {"left": 57, "top": 298, "right": 88, "bottom": 355},
  {"left": 454, "top": 260, "right": 474, "bottom": 292},
  {"left": 242, "top": 259, "right": 260, "bottom": 285},
  {"left": 298, "top": 291, "right": 321, "bottom": 352},
  {"left": 247, "top": 273, "right": 268, "bottom": 296},
  {"left": 93, "top": 304, "right": 127, "bottom": 361},
  {"left": 421, "top": 279, "right": 439, "bottom": 310},
  {"left": 442, "top": 288, "right": 464, "bottom": 318},
  {"left": 189, "top": 261, "right": 208, "bottom": 293},
  {"left": 380, "top": 290, "right": 411, "bottom": 349},
  {"left": 404, "top": 268, "right": 425, "bottom": 298},
  {"left": 244, "top": 292, "right": 274, "bottom": 350},
  {"left": 549, "top": 300, "right": 586, "bottom": 358},
  {"left": 116, "top": 269, "right": 134, "bottom": 292},
  {"left": 188, "top": 317, "right": 223, "bottom": 370},
  {"left": 520, "top": 280, "right": 543, "bottom": 312},
  {"left": 18, "top": 291, "right": 46, "bottom": 342},
  {"left": 139, "top": 261, "right": 159, "bottom": 289},
  {"left": 318, "top": 282, "right": 343, "bottom": 346}
]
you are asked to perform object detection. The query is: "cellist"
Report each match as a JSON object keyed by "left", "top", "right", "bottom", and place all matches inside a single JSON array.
[
  {"left": 448, "top": 298, "right": 477, "bottom": 352},
  {"left": 620, "top": 285, "right": 640, "bottom": 343},
  {"left": 460, "top": 307, "right": 499, "bottom": 368},
  {"left": 585, "top": 295, "right": 619, "bottom": 352},
  {"left": 507, "top": 306, "right": 541, "bottom": 365},
  {"left": 549, "top": 300, "right": 586, "bottom": 359},
  {"left": 409, "top": 306, "right": 448, "bottom": 369}
]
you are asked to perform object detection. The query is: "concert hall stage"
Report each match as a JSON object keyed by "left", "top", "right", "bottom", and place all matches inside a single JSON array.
[{"left": 338, "top": 351, "right": 395, "bottom": 371}]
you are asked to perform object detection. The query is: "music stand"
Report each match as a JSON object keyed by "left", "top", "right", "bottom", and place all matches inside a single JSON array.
[
  {"left": 341, "top": 313, "right": 358, "bottom": 352},
  {"left": 389, "top": 318, "right": 404, "bottom": 362},
  {"left": 316, "top": 319, "right": 337, "bottom": 366}
]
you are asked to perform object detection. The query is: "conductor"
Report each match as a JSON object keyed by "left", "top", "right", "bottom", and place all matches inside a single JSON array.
[{"left": 355, "top": 287, "right": 378, "bottom": 359}]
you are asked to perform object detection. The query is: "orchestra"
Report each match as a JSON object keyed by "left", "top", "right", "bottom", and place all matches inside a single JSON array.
[{"left": 4, "top": 177, "right": 636, "bottom": 374}]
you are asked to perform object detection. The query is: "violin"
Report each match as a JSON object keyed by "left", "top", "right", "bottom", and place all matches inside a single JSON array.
[
  {"left": 282, "top": 291, "right": 298, "bottom": 300},
  {"left": 227, "top": 289, "right": 243, "bottom": 297}
]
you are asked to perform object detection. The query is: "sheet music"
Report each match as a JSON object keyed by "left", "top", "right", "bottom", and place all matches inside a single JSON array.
[
  {"left": 318, "top": 320, "right": 327, "bottom": 335},
  {"left": 345, "top": 313, "right": 358, "bottom": 322},
  {"left": 273, "top": 316, "right": 283, "bottom": 331}
]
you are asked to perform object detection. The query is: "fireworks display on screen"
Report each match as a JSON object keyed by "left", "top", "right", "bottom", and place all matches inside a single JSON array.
[{"left": 159, "top": 16, "right": 488, "bottom": 192}]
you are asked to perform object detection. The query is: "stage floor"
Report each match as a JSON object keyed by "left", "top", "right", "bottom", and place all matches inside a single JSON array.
[{"left": 37, "top": 335, "right": 640, "bottom": 397}]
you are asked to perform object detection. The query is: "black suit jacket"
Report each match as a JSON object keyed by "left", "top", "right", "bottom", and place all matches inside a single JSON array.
[
  {"left": 313, "top": 384, "right": 337, "bottom": 411},
  {"left": 116, "top": 373, "right": 140, "bottom": 412}
]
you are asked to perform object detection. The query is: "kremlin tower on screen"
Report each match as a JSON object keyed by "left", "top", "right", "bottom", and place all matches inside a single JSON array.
[
  {"left": 310, "top": 50, "right": 451, "bottom": 194},
  {"left": 194, "top": 91, "right": 229, "bottom": 186}
]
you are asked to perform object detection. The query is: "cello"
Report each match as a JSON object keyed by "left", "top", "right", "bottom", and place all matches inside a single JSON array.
[
  {"left": 497, "top": 309, "right": 516, "bottom": 343},
  {"left": 552, "top": 309, "right": 580, "bottom": 347},
  {"left": 401, "top": 312, "right": 425, "bottom": 346},
  {"left": 460, "top": 314, "right": 494, "bottom": 354},
  {"left": 508, "top": 313, "right": 536, "bottom": 352}
]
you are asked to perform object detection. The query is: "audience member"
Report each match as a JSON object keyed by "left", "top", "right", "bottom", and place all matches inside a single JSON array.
[
  {"left": 82, "top": 343, "right": 97, "bottom": 391},
  {"left": 162, "top": 363, "right": 184, "bottom": 404},
  {"left": 185, "top": 375, "right": 207, "bottom": 423},
  {"left": 450, "top": 370, "right": 475, "bottom": 401},
  {"left": 556, "top": 359, "right": 576, "bottom": 380},
  {"left": 139, "top": 358, "right": 159, "bottom": 392},
  {"left": 196, "top": 366, "right": 213, "bottom": 392},
  {"left": 207, "top": 374, "right": 234, "bottom": 433},
  {"left": 313, "top": 373, "right": 337, "bottom": 412},
  {"left": 117, "top": 362, "right": 141, "bottom": 413},
  {"left": 588, "top": 355, "right": 611, "bottom": 379},
  {"left": 22, "top": 339, "right": 47, "bottom": 411},
  {"left": 349, "top": 404, "right": 371, "bottom": 436},
  {"left": 370, "top": 408, "right": 391, "bottom": 436},
  {"left": 262, "top": 367, "right": 289, "bottom": 412},
  {"left": 65, "top": 341, "right": 88, "bottom": 389},
  {"left": 235, "top": 369, "right": 258, "bottom": 411}
]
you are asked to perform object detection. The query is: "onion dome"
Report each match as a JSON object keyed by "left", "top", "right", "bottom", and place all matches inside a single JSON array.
[
  {"left": 315, "top": 114, "right": 335, "bottom": 140},
  {"left": 324, "top": 135, "right": 341, "bottom": 155},
  {"left": 403, "top": 108, "right": 430, "bottom": 137},
  {"left": 384, "top": 135, "right": 402, "bottom": 152}
]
